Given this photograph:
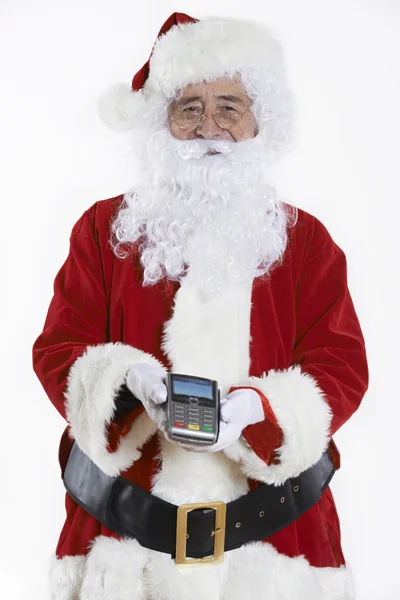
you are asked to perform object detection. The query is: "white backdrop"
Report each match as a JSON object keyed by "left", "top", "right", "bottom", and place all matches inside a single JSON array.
[{"left": 1, "top": 1, "right": 399, "bottom": 598}]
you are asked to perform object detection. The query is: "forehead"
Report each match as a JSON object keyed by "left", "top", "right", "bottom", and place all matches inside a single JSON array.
[{"left": 174, "top": 77, "right": 249, "bottom": 102}]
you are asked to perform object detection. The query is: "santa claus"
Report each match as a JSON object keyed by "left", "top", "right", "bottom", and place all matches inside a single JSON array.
[{"left": 32, "top": 12, "right": 369, "bottom": 600}]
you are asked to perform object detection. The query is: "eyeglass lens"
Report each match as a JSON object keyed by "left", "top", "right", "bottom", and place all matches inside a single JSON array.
[{"left": 173, "top": 106, "right": 249, "bottom": 130}]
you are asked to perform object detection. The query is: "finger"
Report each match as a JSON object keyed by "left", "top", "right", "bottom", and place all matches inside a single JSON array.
[
  {"left": 146, "top": 402, "right": 165, "bottom": 424},
  {"left": 220, "top": 401, "right": 238, "bottom": 423},
  {"left": 151, "top": 385, "right": 168, "bottom": 404},
  {"left": 218, "top": 420, "right": 229, "bottom": 434}
]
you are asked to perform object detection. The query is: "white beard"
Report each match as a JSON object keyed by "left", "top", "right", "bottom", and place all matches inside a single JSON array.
[{"left": 112, "top": 107, "right": 294, "bottom": 298}]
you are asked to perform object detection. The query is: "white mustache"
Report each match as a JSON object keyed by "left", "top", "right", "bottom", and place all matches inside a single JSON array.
[{"left": 174, "top": 139, "right": 237, "bottom": 160}]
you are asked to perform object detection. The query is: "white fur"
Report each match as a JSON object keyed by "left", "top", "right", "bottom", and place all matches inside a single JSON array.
[
  {"left": 64, "top": 342, "right": 159, "bottom": 476},
  {"left": 161, "top": 270, "right": 253, "bottom": 392},
  {"left": 146, "top": 18, "right": 287, "bottom": 99},
  {"left": 49, "top": 553, "right": 86, "bottom": 600},
  {"left": 154, "top": 268, "right": 251, "bottom": 502},
  {"left": 50, "top": 538, "right": 355, "bottom": 600},
  {"left": 220, "top": 543, "right": 355, "bottom": 600},
  {"left": 80, "top": 537, "right": 149, "bottom": 600},
  {"left": 96, "top": 83, "right": 146, "bottom": 131},
  {"left": 224, "top": 366, "right": 333, "bottom": 485},
  {"left": 152, "top": 433, "right": 248, "bottom": 504}
]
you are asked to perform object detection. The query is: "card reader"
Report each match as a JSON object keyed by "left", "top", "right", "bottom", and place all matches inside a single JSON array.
[{"left": 166, "top": 373, "right": 220, "bottom": 445}]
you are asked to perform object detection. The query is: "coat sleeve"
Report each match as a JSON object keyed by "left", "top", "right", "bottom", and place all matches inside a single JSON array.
[
  {"left": 224, "top": 217, "right": 369, "bottom": 486},
  {"left": 32, "top": 203, "right": 159, "bottom": 477}
]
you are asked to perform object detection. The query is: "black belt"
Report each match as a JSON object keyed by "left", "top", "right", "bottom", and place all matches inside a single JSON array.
[{"left": 63, "top": 442, "right": 335, "bottom": 565}]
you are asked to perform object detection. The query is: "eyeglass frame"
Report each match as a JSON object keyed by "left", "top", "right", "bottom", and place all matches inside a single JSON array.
[{"left": 170, "top": 104, "right": 253, "bottom": 131}]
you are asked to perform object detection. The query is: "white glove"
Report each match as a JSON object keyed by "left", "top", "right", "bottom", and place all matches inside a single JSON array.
[
  {"left": 125, "top": 363, "right": 167, "bottom": 429},
  {"left": 176, "top": 388, "right": 265, "bottom": 453}
]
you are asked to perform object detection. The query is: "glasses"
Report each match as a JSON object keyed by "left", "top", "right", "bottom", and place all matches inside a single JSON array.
[{"left": 171, "top": 105, "right": 252, "bottom": 131}]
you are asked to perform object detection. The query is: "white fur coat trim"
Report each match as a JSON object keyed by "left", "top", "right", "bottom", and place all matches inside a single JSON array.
[
  {"left": 64, "top": 342, "right": 159, "bottom": 476},
  {"left": 224, "top": 366, "right": 333, "bottom": 485},
  {"left": 162, "top": 272, "right": 253, "bottom": 394},
  {"left": 50, "top": 537, "right": 355, "bottom": 600},
  {"left": 156, "top": 274, "right": 252, "bottom": 504},
  {"left": 48, "top": 553, "right": 86, "bottom": 600}
]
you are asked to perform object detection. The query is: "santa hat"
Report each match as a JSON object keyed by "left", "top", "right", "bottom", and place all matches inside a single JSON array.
[{"left": 97, "top": 12, "right": 288, "bottom": 131}]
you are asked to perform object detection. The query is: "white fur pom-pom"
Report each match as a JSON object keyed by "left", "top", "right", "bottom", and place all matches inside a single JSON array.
[{"left": 96, "top": 83, "right": 146, "bottom": 131}]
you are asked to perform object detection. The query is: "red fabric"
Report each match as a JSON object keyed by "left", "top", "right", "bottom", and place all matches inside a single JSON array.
[
  {"left": 32, "top": 195, "right": 368, "bottom": 568},
  {"left": 106, "top": 404, "right": 145, "bottom": 453},
  {"left": 229, "top": 385, "right": 283, "bottom": 466},
  {"left": 131, "top": 12, "right": 198, "bottom": 91}
]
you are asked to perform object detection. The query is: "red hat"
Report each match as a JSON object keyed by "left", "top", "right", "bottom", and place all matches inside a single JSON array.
[
  {"left": 97, "top": 13, "right": 287, "bottom": 131},
  {"left": 131, "top": 12, "right": 198, "bottom": 93}
]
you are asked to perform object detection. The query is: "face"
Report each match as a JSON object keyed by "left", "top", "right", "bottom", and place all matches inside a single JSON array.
[{"left": 168, "top": 77, "right": 258, "bottom": 144}]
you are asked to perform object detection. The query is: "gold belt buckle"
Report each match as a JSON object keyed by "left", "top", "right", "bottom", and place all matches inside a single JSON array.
[{"left": 175, "top": 501, "right": 227, "bottom": 567}]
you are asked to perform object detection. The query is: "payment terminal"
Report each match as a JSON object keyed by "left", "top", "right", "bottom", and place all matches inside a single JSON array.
[{"left": 166, "top": 373, "right": 220, "bottom": 444}]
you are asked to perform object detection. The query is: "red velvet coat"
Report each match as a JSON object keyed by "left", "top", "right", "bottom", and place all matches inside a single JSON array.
[{"left": 32, "top": 195, "right": 368, "bottom": 597}]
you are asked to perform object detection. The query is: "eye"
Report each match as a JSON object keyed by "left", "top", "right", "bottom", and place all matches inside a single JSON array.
[
  {"left": 182, "top": 106, "right": 202, "bottom": 114},
  {"left": 220, "top": 105, "right": 237, "bottom": 112}
]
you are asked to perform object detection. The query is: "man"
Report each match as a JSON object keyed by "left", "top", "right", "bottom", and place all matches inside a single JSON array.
[{"left": 32, "top": 12, "right": 368, "bottom": 600}]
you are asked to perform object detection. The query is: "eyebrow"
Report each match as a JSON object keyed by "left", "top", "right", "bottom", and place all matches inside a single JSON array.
[
  {"left": 216, "top": 94, "right": 246, "bottom": 105},
  {"left": 175, "top": 94, "right": 246, "bottom": 107}
]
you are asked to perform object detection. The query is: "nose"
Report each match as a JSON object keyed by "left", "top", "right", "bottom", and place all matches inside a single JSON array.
[{"left": 195, "top": 114, "right": 224, "bottom": 139}]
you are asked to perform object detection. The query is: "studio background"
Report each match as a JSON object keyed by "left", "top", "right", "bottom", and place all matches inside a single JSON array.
[{"left": 1, "top": 1, "right": 399, "bottom": 598}]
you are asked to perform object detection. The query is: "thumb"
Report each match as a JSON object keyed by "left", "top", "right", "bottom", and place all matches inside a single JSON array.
[
  {"left": 151, "top": 384, "right": 167, "bottom": 404},
  {"left": 220, "top": 398, "right": 241, "bottom": 423}
]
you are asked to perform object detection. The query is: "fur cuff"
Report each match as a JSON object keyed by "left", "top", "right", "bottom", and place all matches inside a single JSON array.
[
  {"left": 49, "top": 553, "right": 86, "bottom": 600},
  {"left": 64, "top": 342, "right": 160, "bottom": 476},
  {"left": 224, "top": 365, "right": 332, "bottom": 485}
]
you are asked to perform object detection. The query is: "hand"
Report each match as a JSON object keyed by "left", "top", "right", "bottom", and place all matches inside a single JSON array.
[
  {"left": 176, "top": 388, "right": 264, "bottom": 453},
  {"left": 126, "top": 363, "right": 167, "bottom": 429}
]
